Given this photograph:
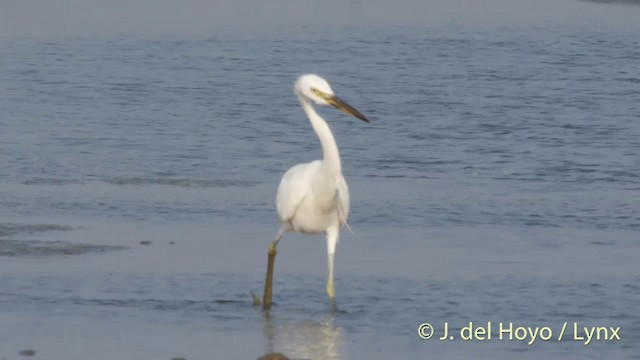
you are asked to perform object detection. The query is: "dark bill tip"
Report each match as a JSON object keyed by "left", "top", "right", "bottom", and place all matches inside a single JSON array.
[{"left": 329, "top": 95, "right": 370, "bottom": 123}]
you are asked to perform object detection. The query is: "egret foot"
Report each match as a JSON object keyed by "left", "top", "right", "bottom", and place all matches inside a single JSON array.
[
  {"left": 251, "top": 292, "right": 262, "bottom": 306},
  {"left": 329, "top": 297, "right": 339, "bottom": 312}
]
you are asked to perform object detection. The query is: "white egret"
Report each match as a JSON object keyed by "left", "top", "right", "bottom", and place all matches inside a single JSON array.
[{"left": 261, "top": 74, "right": 369, "bottom": 310}]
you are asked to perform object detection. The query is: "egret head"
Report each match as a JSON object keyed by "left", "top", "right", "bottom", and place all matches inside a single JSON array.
[{"left": 295, "top": 74, "right": 370, "bottom": 123}]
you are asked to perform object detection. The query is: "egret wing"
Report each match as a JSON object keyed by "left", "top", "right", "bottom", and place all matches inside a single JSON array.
[
  {"left": 337, "top": 174, "right": 350, "bottom": 226},
  {"left": 276, "top": 161, "right": 321, "bottom": 224}
]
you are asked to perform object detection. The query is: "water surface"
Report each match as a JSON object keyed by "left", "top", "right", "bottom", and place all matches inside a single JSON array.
[{"left": 1, "top": 13, "right": 639, "bottom": 360}]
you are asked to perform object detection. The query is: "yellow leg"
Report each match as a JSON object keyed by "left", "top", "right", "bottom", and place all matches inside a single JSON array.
[
  {"left": 326, "top": 252, "right": 335, "bottom": 299},
  {"left": 326, "top": 278, "right": 335, "bottom": 299}
]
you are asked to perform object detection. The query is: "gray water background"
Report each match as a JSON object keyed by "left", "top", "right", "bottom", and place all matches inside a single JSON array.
[{"left": 1, "top": 10, "right": 639, "bottom": 360}]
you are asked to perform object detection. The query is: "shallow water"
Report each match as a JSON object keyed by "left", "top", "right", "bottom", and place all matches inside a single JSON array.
[{"left": 1, "top": 9, "right": 640, "bottom": 360}]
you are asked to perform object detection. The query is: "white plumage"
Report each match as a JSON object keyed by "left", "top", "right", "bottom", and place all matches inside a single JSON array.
[
  {"left": 276, "top": 160, "right": 350, "bottom": 235},
  {"left": 262, "top": 74, "right": 369, "bottom": 307}
]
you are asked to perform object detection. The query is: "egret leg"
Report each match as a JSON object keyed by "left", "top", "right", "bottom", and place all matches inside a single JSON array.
[
  {"left": 327, "top": 252, "right": 335, "bottom": 299},
  {"left": 326, "top": 227, "right": 338, "bottom": 303},
  {"left": 262, "top": 229, "right": 284, "bottom": 310}
]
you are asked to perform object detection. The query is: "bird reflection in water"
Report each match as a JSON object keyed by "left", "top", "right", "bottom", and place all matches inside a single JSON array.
[{"left": 259, "top": 312, "right": 344, "bottom": 360}]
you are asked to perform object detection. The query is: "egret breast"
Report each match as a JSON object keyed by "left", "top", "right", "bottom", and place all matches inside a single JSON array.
[{"left": 290, "top": 194, "right": 340, "bottom": 234}]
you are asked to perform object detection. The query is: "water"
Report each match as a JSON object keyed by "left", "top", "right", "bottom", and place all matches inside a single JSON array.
[{"left": 1, "top": 15, "right": 640, "bottom": 360}]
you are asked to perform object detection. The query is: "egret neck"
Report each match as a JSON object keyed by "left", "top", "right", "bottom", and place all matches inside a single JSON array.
[{"left": 297, "top": 94, "right": 342, "bottom": 178}]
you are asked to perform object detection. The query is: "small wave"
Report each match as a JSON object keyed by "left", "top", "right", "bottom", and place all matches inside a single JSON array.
[
  {"left": 0, "top": 293, "right": 248, "bottom": 313},
  {"left": 22, "top": 177, "right": 259, "bottom": 188},
  {"left": 22, "top": 178, "right": 87, "bottom": 185},
  {"left": 0, "top": 223, "right": 74, "bottom": 238},
  {"left": 580, "top": 0, "right": 640, "bottom": 5},
  {"left": 589, "top": 240, "right": 615, "bottom": 246},
  {"left": 0, "top": 239, "right": 126, "bottom": 257},
  {"left": 104, "top": 177, "right": 258, "bottom": 188},
  {"left": 616, "top": 77, "right": 640, "bottom": 83}
]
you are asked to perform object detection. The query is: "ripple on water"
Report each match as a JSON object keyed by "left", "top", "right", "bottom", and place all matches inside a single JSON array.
[
  {"left": 0, "top": 222, "right": 124, "bottom": 257},
  {"left": 0, "top": 223, "right": 74, "bottom": 238},
  {"left": 0, "top": 239, "right": 126, "bottom": 257},
  {"left": 22, "top": 177, "right": 259, "bottom": 188}
]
